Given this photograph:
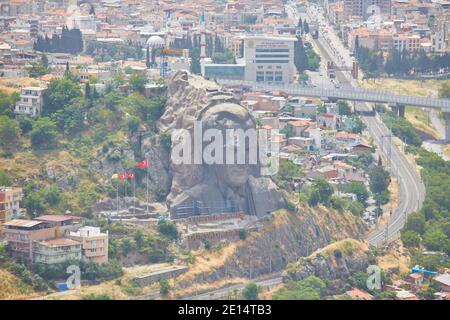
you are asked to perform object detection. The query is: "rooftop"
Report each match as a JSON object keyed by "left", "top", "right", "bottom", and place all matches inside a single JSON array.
[
  {"left": 34, "top": 215, "right": 81, "bottom": 223},
  {"left": 38, "top": 238, "right": 81, "bottom": 247},
  {"left": 434, "top": 274, "right": 450, "bottom": 286},
  {"left": 3, "top": 219, "right": 43, "bottom": 228}
]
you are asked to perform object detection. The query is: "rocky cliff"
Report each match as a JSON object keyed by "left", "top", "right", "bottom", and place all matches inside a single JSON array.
[
  {"left": 177, "top": 207, "right": 368, "bottom": 287},
  {"left": 282, "top": 239, "right": 373, "bottom": 284}
]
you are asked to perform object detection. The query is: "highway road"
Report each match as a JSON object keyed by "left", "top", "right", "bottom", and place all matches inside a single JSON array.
[{"left": 289, "top": 1, "right": 426, "bottom": 246}]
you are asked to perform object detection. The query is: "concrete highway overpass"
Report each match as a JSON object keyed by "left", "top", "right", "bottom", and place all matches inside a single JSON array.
[{"left": 217, "top": 79, "right": 450, "bottom": 140}]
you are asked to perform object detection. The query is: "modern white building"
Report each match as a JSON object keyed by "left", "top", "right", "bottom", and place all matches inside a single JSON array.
[
  {"left": 14, "top": 87, "right": 46, "bottom": 117},
  {"left": 243, "top": 35, "right": 296, "bottom": 84},
  {"left": 201, "top": 35, "right": 297, "bottom": 84}
]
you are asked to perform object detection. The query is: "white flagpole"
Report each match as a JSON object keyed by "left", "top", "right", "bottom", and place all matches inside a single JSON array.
[{"left": 146, "top": 160, "right": 149, "bottom": 214}]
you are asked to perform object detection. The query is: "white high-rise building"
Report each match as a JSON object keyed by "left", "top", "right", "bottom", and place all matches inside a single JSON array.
[{"left": 243, "top": 35, "right": 297, "bottom": 84}]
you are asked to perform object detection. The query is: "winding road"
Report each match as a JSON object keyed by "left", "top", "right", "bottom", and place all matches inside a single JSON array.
[{"left": 288, "top": 1, "right": 426, "bottom": 246}]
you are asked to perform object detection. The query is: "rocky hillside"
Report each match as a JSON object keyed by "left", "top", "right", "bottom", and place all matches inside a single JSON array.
[
  {"left": 177, "top": 206, "right": 367, "bottom": 287},
  {"left": 283, "top": 238, "right": 372, "bottom": 283},
  {"left": 0, "top": 269, "right": 37, "bottom": 300}
]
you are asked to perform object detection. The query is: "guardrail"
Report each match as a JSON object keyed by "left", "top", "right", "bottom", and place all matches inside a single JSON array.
[{"left": 217, "top": 79, "right": 450, "bottom": 110}]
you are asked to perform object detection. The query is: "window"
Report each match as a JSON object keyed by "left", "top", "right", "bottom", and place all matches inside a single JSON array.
[
  {"left": 255, "top": 49, "right": 289, "bottom": 53},
  {"left": 255, "top": 60, "right": 289, "bottom": 63},
  {"left": 256, "top": 71, "right": 264, "bottom": 82},
  {"left": 265, "top": 71, "right": 274, "bottom": 82},
  {"left": 255, "top": 54, "right": 289, "bottom": 58},
  {"left": 275, "top": 71, "right": 283, "bottom": 82}
]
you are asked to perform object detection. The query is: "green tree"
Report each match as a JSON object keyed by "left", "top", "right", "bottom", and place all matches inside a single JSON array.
[
  {"left": 343, "top": 182, "right": 369, "bottom": 204},
  {"left": 30, "top": 117, "right": 59, "bottom": 149},
  {"left": 24, "top": 191, "right": 46, "bottom": 217},
  {"left": 159, "top": 132, "right": 171, "bottom": 153},
  {"left": 242, "top": 282, "right": 259, "bottom": 300},
  {"left": 348, "top": 201, "right": 365, "bottom": 217},
  {"left": 159, "top": 279, "right": 170, "bottom": 296},
  {"left": 129, "top": 73, "right": 149, "bottom": 93},
  {"left": 303, "top": 21, "right": 310, "bottom": 34},
  {"left": 308, "top": 188, "right": 320, "bottom": 207},
  {"left": 423, "top": 226, "right": 449, "bottom": 252},
  {"left": 273, "top": 276, "right": 325, "bottom": 300},
  {"left": 406, "top": 212, "right": 426, "bottom": 235},
  {"left": 311, "top": 179, "right": 334, "bottom": 205},
  {"left": 278, "top": 160, "right": 302, "bottom": 179},
  {"left": 27, "top": 62, "right": 48, "bottom": 78},
  {"left": 0, "top": 170, "right": 12, "bottom": 186},
  {"left": 0, "top": 115, "right": 21, "bottom": 149},
  {"left": 51, "top": 98, "right": 85, "bottom": 136},
  {"left": 17, "top": 115, "right": 33, "bottom": 134},
  {"left": 157, "top": 220, "right": 178, "bottom": 240},
  {"left": 401, "top": 229, "right": 421, "bottom": 248},
  {"left": 44, "top": 185, "right": 61, "bottom": 206},
  {"left": 337, "top": 100, "right": 352, "bottom": 116},
  {"left": 0, "top": 91, "right": 19, "bottom": 117},
  {"left": 369, "top": 166, "right": 389, "bottom": 194},
  {"left": 43, "top": 78, "right": 82, "bottom": 115},
  {"left": 189, "top": 48, "right": 201, "bottom": 74},
  {"left": 127, "top": 115, "right": 140, "bottom": 133}
]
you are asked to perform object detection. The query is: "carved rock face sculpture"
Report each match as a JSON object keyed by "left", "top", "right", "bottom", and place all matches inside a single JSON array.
[{"left": 163, "top": 71, "right": 285, "bottom": 218}]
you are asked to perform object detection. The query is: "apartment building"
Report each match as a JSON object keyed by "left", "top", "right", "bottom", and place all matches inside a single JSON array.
[
  {"left": 328, "top": 2, "right": 345, "bottom": 26},
  {"left": 393, "top": 34, "right": 421, "bottom": 52},
  {"left": 34, "top": 215, "right": 82, "bottom": 236},
  {"left": 343, "top": 0, "right": 392, "bottom": 20},
  {"left": 3, "top": 219, "right": 56, "bottom": 262},
  {"left": 33, "top": 238, "right": 82, "bottom": 264},
  {"left": 14, "top": 87, "right": 46, "bottom": 117},
  {"left": 70, "top": 226, "right": 109, "bottom": 264},
  {"left": 0, "top": 187, "right": 23, "bottom": 224}
]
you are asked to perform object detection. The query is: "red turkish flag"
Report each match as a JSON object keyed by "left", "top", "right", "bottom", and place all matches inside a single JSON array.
[
  {"left": 136, "top": 159, "right": 148, "bottom": 169},
  {"left": 118, "top": 173, "right": 127, "bottom": 181},
  {"left": 127, "top": 173, "right": 135, "bottom": 180}
]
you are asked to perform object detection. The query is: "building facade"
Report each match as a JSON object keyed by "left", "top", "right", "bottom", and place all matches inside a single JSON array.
[
  {"left": 14, "top": 87, "right": 46, "bottom": 117},
  {"left": 243, "top": 35, "right": 296, "bottom": 84},
  {"left": 70, "top": 226, "right": 108, "bottom": 264},
  {"left": 3, "top": 219, "right": 56, "bottom": 262},
  {"left": 343, "top": 0, "right": 391, "bottom": 20},
  {"left": 33, "top": 238, "right": 82, "bottom": 264},
  {"left": 0, "top": 187, "right": 23, "bottom": 224}
]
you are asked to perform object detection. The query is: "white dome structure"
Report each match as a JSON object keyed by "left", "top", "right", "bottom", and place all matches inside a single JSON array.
[{"left": 146, "top": 35, "right": 165, "bottom": 48}]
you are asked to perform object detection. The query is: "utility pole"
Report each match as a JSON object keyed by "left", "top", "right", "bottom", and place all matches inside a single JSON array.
[{"left": 384, "top": 223, "right": 389, "bottom": 245}]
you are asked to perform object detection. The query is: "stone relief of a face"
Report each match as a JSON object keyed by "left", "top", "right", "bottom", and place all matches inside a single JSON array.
[{"left": 201, "top": 103, "right": 257, "bottom": 190}]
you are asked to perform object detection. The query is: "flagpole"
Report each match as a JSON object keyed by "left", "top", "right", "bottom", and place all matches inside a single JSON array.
[
  {"left": 146, "top": 160, "right": 149, "bottom": 214},
  {"left": 133, "top": 177, "right": 136, "bottom": 216}
]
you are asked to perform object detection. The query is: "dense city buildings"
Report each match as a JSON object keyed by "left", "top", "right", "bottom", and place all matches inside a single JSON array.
[{"left": 0, "top": 0, "right": 449, "bottom": 302}]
